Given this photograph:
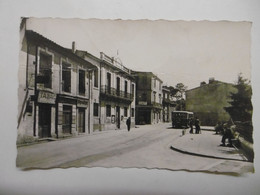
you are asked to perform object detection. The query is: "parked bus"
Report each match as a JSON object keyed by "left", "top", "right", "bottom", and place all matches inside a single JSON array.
[{"left": 171, "top": 111, "right": 194, "bottom": 128}]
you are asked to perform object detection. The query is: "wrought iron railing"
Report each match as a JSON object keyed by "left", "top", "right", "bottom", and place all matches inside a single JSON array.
[{"left": 100, "top": 85, "right": 134, "bottom": 100}]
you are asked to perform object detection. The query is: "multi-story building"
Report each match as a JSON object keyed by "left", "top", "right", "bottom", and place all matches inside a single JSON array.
[
  {"left": 18, "top": 28, "right": 97, "bottom": 143},
  {"left": 98, "top": 52, "right": 136, "bottom": 130},
  {"left": 133, "top": 71, "right": 163, "bottom": 125},
  {"left": 162, "top": 86, "right": 176, "bottom": 122},
  {"left": 185, "top": 78, "right": 237, "bottom": 126},
  {"left": 76, "top": 51, "right": 136, "bottom": 131}
]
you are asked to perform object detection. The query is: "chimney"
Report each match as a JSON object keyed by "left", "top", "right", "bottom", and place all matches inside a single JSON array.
[
  {"left": 72, "top": 41, "right": 76, "bottom": 53},
  {"left": 209, "top": 77, "right": 215, "bottom": 84},
  {"left": 200, "top": 81, "right": 206, "bottom": 86}
]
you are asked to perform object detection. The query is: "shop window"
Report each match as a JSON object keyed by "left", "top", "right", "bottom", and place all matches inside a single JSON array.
[
  {"left": 131, "top": 108, "right": 135, "bottom": 117},
  {"left": 93, "top": 103, "right": 99, "bottom": 116},
  {"left": 39, "top": 53, "right": 52, "bottom": 89},
  {"left": 124, "top": 107, "right": 127, "bottom": 117},
  {"left": 106, "top": 105, "right": 111, "bottom": 117},
  {"left": 62, "top": 62, "right": 71, "bottom": 93},
  {"left": 94, "top": 69, "right": 98, "bottom": 88},
  {"left": 79, "top": 69, "right": 85, "bottom": 95}
]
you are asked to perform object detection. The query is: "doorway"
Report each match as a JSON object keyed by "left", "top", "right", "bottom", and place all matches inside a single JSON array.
[
  {"left": 78, "top": 108, "right": 85, "bottom": 133},
  {"left": 38, "top": 104, "right": 51, "bottom": 138},
  {"left": 116, "top": 106, "right": 120, "bottom": 129},
  {"left": 62, "top": 105, "right": 72, "bottom": 134}
]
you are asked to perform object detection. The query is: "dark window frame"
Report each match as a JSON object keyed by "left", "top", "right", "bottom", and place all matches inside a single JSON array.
[
  {"left": 39, "top": 52, "right": 52, "bottom": 89},
  {"left": 62, "top": 62, "right": 71, "bottom": 93},
  {"left": 106, "top": 105, "right": 111, "bottom": 117},
  {"left": 79, "top": 69, "right": 86, "bottom": 95},
  {"left": 93, "top": 103, "right": 99, "bottom": 117}
]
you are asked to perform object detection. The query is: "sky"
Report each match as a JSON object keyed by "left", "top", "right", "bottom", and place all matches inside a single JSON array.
[{"left": 26, "top": 18, "right": 251, "bottom": 89}]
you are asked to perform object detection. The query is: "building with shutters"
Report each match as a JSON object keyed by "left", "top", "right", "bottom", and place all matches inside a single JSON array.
[
  {"left": 18, "top": 24, "right": 97, "bottom": 143},
  {"left": 162, "top": 86, "right": 176, "bottom": 122},
  {"left": 75, "top": 51, "right": 136, "bottom": 131},
  {"left": 132, "top": 71, "right": 163, "bottom": 125}
]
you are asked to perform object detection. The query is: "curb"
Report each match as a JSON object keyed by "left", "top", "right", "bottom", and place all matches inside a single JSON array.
[{"left": 170, "top": 145, "right": 248, "bottom": 162}]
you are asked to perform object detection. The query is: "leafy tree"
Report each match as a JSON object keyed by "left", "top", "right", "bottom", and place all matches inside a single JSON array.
[
  {"left": 173, "top": 83, "right": 187, "bottom": 111},
  {"left": 225, "top": 73, "right": 253, "bottom": 122},
  {"left": 175, "top": 83, "right": 187, "bottom": 101}
]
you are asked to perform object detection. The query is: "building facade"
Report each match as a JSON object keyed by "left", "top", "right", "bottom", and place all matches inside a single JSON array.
[
  {"left": 162, "top": 86, "right": 176, "bottom": 122},
  {"left": 185, "top": 78, "right": 237, "bottom": 126},
  {"left": 18, "top": 28, "right": 97, "bottom": 143},
  {"left": 76, "top": 51, "right": 136, "bottom": 131},
  {"left": 99, "top": 52, "right": 136, "bottom": 130},
  {"left": 133, "top": 72, "right": 163, "bottom": 125}
]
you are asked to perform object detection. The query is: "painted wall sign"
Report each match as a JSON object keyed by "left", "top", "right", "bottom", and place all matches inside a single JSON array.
[
  {"left": 77, "top": 99, "right": 88, "bottom": 107},
  {"left": 38, "top": 91, "right": 56, "bottom": 104}
]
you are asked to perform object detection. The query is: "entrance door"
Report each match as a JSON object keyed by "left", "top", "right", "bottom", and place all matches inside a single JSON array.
[
  {"left": 63, "top": 105, "right": 72, "bottom": 134},
  {"left": 116, "top": 106, "right": 120, "bottom": 129},
  {"left": 38, "top": 104, "right": 51, "bottom": 138},
  {"left": 78, "top": 108, "right": 85, "bottom": 133}
]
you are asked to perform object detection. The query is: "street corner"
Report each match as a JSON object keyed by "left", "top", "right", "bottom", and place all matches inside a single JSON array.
[{"left": 170, "top": 130, "right": 246, "bottom": 162}]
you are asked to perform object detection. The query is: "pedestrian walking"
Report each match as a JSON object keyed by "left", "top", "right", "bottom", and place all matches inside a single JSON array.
[
  {"left": 126, "top": 117, "right": 131, "bottom": 132},
  {"left": 189, "top": 118, "right": 193, "bottom": 134},
  {"left": 195, "top": 117, "right": 201, "bottom": 134}
]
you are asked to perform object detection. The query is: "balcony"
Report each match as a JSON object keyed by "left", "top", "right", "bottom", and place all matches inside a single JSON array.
[
  {"left": 152, "top": 101, "right": 163, "bottom": 109},
  {"left": 100, "top": 85, "right": 134, "bottom": 103}
]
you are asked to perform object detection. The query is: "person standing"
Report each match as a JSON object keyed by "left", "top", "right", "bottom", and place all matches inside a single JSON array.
[
  {"left": 126, "top": 117, "right": 131, "bottom": 132},
  {"left": 220, "top": 123, "right": 233, "bottom": 146},
  {"left": 189, "top": 118, "right": 194, "bottom": 134},
  {"left": 195, "top": 117, "right": 201, "bottom": 134}
]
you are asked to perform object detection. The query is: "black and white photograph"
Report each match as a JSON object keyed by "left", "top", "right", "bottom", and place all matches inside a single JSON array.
[
  {"left": 17, "top": 18, "right": 254, "bottom": 174},
  {"left": 1, "top": 1, "right": 260, "bottom": 195}
]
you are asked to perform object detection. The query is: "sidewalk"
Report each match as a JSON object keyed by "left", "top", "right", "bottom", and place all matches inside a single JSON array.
[{"left": 170, "top": 129, "right": 247, "bottom": 161}]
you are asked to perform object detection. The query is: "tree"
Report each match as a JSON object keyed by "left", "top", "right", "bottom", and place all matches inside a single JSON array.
[
  {"left": 174, "top": 83, "right": 187, "bottom": 111},
  {"left": 224, "top": 73, "right": 253, "bottom": 122},
  {"left": 175, "top": 83, "right": 187, "bottom": 101}
]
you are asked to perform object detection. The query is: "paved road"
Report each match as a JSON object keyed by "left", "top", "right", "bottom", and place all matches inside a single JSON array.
[{"left": 16, "top": 123, "right": 253, "bottom": 174}]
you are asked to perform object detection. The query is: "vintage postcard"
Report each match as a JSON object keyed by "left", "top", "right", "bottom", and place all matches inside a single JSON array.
[{"left": 17, "top": 18, "right": 254, "bottom": 175}]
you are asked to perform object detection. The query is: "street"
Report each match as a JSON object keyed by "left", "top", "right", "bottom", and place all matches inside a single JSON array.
[{"left": 16, "top": 123, "right": 253, "bottom": 174}]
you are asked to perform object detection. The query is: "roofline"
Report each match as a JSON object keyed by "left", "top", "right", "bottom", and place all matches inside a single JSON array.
[
  {"left": 131, "top": 71, "right": 163, "bottom": 83},
  {"left": 186, "top": 80, "right": 234, "bottom": 92},
  {"left": 25, "top": 30, "right": 97, "bottom": 70}
]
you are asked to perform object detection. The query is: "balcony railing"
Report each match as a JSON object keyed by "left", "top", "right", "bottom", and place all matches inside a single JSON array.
[
  {"left": 100, "top": 52, "right": 131, "bottom": 74},
  {"left": 100, "top": 85, "right": 134, "bottom": 100},
  {"left": 152, "top": 101, "right": 163, "bottom": 109}
]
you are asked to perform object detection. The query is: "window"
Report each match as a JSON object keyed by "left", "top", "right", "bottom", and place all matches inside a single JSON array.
[
  {"left": 62, "top": 62, "right": 71, "bottom": 93},
  {"left": 107, "top": 72, "right": 111, "bottom": 94},
  {"left": 39, "top": 53, "right": 52, "bottom": 88},
  {"left": 154, "top": 79, "right": 156, "bottom": 88},
  {"left": 79, "top": 69, "right": 85, "bottom": 95},
  {"left": 106, "top": 105, "right": 111, "bottom": 117},
  {"left": 124, "top": 107, "right": 127, "bottom": 117},
  {"left": 94, "top": 69, "right": 98, "bottom": 88},
  {"left": 131, "top": 83, "right": 135, "bottom": 97},
  {"left": 131, "top": 108, "right": 135, "bottom": 117},
  {"left": 159, "top": 94, "right": 162, "bottom": 104},
  {"left": 153, "top": 92, "right": 156, "bottom": 102},
  {"left": 124, "top": 80, "right": 128, "bottom": 97},
  {"left": 93, "top": 103, "right": 99, "bottom": 116}
]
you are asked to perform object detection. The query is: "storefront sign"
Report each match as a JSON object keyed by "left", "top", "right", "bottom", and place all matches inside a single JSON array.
[
  {"left": 38, "top": 91, "right": 56, "bottom": 104},
  {"left": 77, "top": 99, "right": 88, "bottom": 108},
  {"left": 138, "top": 101, "right": 147, "bottom": 105}
]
